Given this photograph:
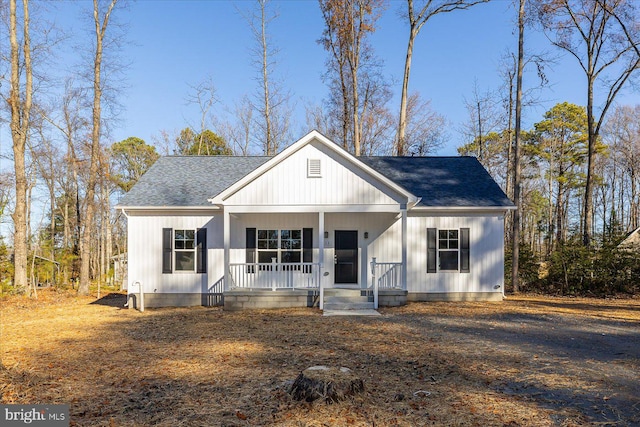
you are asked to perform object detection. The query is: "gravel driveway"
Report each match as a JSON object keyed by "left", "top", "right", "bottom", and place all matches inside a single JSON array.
[{"left": 383, "top": 298, "right": 640, "bottom": 426}]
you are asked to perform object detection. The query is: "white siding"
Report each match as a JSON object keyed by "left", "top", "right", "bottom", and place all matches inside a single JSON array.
[
  {"left": 126, "top": 210, "right": 505, "bottom": 296},
  {"left": 225, "top": 142, "right": 403, "bottom": 207},
  {"left": 127, "top": 213, "right": 223, "bottom": 294},
  {"left": 400, "top": 214, "right": 505, "bottom": 294}
]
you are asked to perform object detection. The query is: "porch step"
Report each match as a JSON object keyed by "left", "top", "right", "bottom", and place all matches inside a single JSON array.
[
  {"left": 323, "top": 301, "right": 374, "bottom": 310},
  {"left": 324, "top": 288, "right": 373, "bottom": 311},
  {"left": 324, "top": 288, "right": 368, "bottom": 297}
]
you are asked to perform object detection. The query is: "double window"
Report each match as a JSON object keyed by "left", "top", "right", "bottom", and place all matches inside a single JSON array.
[
  {"left": 257, "top": 229, "right": 302, "bottom": 263},
  {"left": 427, "top": 228, "right": 470, "bottom": 273},
  {"left": 246, "top": 228, "right": 312, "bottom": 271},
  {"left": 162, "top": 228, "right": 207, "bottom": 273}
]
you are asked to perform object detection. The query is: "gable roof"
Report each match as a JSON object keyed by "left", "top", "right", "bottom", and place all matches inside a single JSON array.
[
  {"left": 360, "top": 156, "right": 514, "bottom": 208},
  {"left": 117, "top": 132, "right": 513, "bottom": 210},
  {"left": 117, "top": 156, "right": 270, "bottom": 208},
  {"left": 209, "top": 130, "right": 419, "bottom": 206}
]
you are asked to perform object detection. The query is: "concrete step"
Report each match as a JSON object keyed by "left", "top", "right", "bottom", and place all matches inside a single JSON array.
[
  {"left": 323, "top": 301, "right": 375, "bottom": 310},
  {"left": 324, "top": 288, "right": 369, "bottom": 297},
  {"left": 324, "top": 296, "right": 370, "bottom": 304}
]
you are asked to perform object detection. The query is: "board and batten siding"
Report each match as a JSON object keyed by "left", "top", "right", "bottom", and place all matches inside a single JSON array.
[
  {"left": 127, "top": 213, "right": 223, "bottom": 294},
  {"left": 224, "top": 142, "right": 404, "bottom": 207},
  {"left": 364, "top": 213, "right": 504, "bottom": 294}
]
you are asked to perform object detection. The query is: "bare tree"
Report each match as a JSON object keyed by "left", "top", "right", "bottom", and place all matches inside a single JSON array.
[
  {"left": 538, "top": 0, "right": 640, "bottom": 246},
  {"left": 8, "top": 0, "right": 33, "bottom": 293},
  {"left": 185, "top": 76, "right": 218, "bottom": 156},
  {"left": 242, "top": 0, "right": 292, "bottom": 155},
  {"left": 78, "top": 0, "right": 118, "bottom": 295},
  {"left": 460, "top": 81, "right": 501, "bottom": 163},
  {"left": 402, "top": 92, "right": 446, "bottom": 155},
  {"left": 605, "top": 105, "right": 640, "bottom": 230},
  {"left": 319, "top": 0, "right": 385, "bottom": 156},
  {"left": 512, "top": 0, "right": 526, "bottom": 293},
  {"left": 396, "top": 0, "right": 488, "bottom": 156},
  {"left": 217, "top": 95, "right": 254, "bottom": 156}
]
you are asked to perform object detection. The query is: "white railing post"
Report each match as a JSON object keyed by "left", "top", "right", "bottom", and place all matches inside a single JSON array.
[
  {"left": 271, "top": 258, "right": 277, "bottom": 291},
  {"left": 371, "top": 257, "right": 378, "bottom": 309},
  {"left": 319, "top": 262, "right": 324, "bottom": 310}
]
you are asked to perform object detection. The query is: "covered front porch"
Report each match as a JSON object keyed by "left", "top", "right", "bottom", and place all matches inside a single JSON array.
[{"left": 214, "top": 209, "right": 409, "bottom": 310}]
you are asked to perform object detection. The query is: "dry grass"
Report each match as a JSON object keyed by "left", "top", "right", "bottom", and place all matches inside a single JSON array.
[{"left": 1, "top": 289, "right": 639, "bottom": 426}]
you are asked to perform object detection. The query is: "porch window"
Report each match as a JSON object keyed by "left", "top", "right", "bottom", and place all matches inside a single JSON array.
[
  {"left": 162, "top": 228, "right": 207, "bottom": 273},
  {"left": 246, "top": 228, "right": 312, "bottom": 272},
  {"left": 257, "top": 229, "right": 302, "bottom": 265},
  {"left": 427, "top": 228, "right": 469, "bottom": 273}
]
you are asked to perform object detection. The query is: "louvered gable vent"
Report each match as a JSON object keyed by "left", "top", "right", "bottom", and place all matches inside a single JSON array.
[{"left": 307, "top": 158, "right": 321, "bottom": 177}]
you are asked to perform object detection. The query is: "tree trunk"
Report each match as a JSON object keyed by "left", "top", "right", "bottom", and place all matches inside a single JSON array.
[
  {"left": 290, "top": 366, "right": 364, "bottom": 403},
  {"left": 260, "top": 0, "right": 273, "bottom": 155},
  {"left": 583, "top": 74, "right": 596, "bottom": 247},
  {"left": 79, "top": 0, "right": 117, "bottom": 295},
  {"left": 397, "top": 26, "right": 416, "bottom": 156},
  {"left": 9, "top": 0, "right": 33, "bottom": 294},
  {"left": 511, "top": 0, "right": 525, "bottom": 294}
]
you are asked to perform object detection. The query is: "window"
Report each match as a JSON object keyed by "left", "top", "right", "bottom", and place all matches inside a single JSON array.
[
  {"left": 427, "top": 228, "right": 469, "bottom": 273},
  {"left": 246, "top": 228, "right": 312, "bottom": 272},
  {"left": 174, "top": 229, "right": 195, "bottom": 271},
  {"left": 257, "top": 229, "right": 302, "bottom": 264},
  {"left": 438, "top": 230, "right": 459, "bottom": 271},
  {"left": 162, "top": 228, "right": 207, "bottom": 273}
]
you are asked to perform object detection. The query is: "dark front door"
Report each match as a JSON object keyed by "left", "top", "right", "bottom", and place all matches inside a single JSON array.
[{"left": 335, "top": 230, "right": 358, "bottom": 284}]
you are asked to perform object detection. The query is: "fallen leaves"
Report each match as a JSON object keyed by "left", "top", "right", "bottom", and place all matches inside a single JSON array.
[{"left": 1, "top": 289, "right": 639, "bottom": 426}]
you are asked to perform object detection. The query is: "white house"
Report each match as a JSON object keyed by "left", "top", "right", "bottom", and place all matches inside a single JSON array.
[{"left": 116, "top": 131, "right": 514, "bottom": 311}]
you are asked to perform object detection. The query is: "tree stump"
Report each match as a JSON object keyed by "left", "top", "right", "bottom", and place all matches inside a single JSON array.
[{"left": 289, "top": 366, "right": 364, "bottom": 403}]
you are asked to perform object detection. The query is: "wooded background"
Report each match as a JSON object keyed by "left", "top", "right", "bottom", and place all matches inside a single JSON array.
[{"left": 2, "top": 0, "right": 639, "bottom": 297}]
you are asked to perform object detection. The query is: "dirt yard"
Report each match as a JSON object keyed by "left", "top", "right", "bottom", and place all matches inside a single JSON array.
[{"left": 1, "top": 289, "right": 639, "bottom": 426}]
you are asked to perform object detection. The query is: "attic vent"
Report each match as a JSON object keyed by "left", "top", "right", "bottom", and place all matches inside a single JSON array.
[{"left": 307, "top": 159, "right": 322, "bottom": 177}]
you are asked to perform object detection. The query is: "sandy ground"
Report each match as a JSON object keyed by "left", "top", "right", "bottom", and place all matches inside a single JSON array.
[{"left": 1, "top": 289, "right": 638, "bottom": 426}]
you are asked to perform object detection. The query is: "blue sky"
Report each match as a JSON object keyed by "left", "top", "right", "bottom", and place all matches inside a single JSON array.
[{"left": 8, "top": 0, "right": 640, "bottom": 158}]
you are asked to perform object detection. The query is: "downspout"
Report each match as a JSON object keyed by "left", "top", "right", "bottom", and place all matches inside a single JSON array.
[{"left": 120, "top": 208, "right": 131, "bottom": 308}]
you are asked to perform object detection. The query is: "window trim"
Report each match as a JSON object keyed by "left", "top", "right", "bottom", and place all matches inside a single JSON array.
[
  {"left": 162, "top": 227, "right": 206, "bottom": 274},
  {"left": 257, "top": 228, "right": 303, "bottom": 265},
  {"left": 427, "top": 227, "right": 470, "bottom": 274},
  {"left": 246, "top": 228, "right": 312, "bottom": 273},
  {"left": 174, "top": 229, "right": 196, "bottom": 272}
]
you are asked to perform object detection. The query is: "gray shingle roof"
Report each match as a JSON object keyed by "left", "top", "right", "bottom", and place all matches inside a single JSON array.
[
  {"left": 117, "top": 156, "right": 270, "bottom": 207},
  {"left": 117, "top": 155, "right": 513, "bottom": 208},
  {"left": 360, "top": 156, "right": 513, "bottom": 207}
]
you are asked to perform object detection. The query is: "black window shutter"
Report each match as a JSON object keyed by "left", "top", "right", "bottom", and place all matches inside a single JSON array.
[
  {"left": 162, "top": 228, "right": 173, "bottom": 274},
  {"left": 197, "top": 228, "right": 207, "bottom": 273},
  {"left": 246, "top": 228, "right": 256, "bottom": 274},
  {"left": 303, "top": 228, "right": 313, "bottom": 273},
  {"left": 303, "top": 228, "right": 313, "bottom": 262},
  {"left": 427, "top": 228, "right": 437, "bottom": 273},
  {"left": 460, "top": 228, "right": 470, "bottom": 273}
]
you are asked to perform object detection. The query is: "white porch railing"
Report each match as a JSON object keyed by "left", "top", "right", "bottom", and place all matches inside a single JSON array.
[
  {"left": 370, "top": 258, "right": 403, "bottom": 308},
  {"left": 229, "top": 262, "right": 321, "bottom": 290}
]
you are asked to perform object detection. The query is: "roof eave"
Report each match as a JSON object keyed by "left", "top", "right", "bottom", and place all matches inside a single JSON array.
[
  {"left": 411, "top": 205, "right": 516, "bottom": 213},
  {"left": 116, "top": 205, "right": 221, "bottom": 211}
]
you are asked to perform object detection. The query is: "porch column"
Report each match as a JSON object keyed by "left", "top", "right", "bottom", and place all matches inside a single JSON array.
[
  {"left": 223, "top": 209, "right": 230, "bottom": 291},
  {"left": 318, "top": 211, "right": 325, "bottom": 310},
  {"left": 401, "top": 204, "right": 407, "bottom": 291}
]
